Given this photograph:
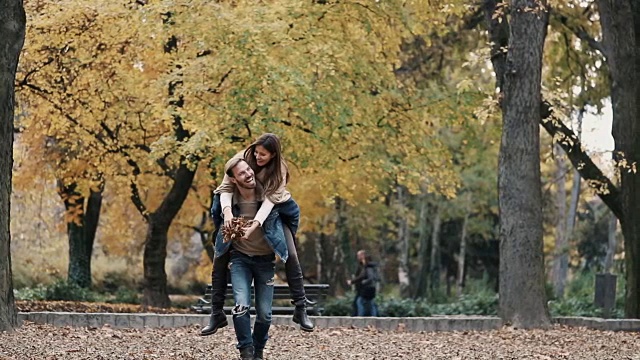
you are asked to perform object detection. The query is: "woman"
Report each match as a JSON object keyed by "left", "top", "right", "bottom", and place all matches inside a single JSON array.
[{"left": 201, "top": 133, "right": 314, "bottom": 337}]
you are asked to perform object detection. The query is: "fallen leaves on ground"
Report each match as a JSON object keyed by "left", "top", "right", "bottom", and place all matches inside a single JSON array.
[
  {"left": 16, "top": 301, "right": 192, "bottom": 314},
  {"left": 1, "top": 322, "right": 639, "bottom": 359}
]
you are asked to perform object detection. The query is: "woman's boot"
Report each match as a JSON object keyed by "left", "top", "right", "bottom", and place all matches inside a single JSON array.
[{"left": 201, "top": 251, "right": 230, "bottom": 336}]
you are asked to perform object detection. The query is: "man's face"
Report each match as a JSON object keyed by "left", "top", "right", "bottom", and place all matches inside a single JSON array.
[
  {"left": 231, "top": 160, "right": 256, "bottom": 189},
  {"left": 357, "top": 251, "right": 365, "bottom": 263}
]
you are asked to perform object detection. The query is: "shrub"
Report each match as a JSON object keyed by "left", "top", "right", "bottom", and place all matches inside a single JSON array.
[
  {"left": 323, "top": 293, "right": 431, "bottom": 317},
  {"left": 431, "top": 291, "right": 498, "bottom": 316},
  {"left": 43, "top": 279, "right": 97, "bottom": 302},
  {"left": 548, "top": 297, "right": 604, "bottom": 317},
  {"left": 378, "top": 297, "right": 431, "bottom": 317},
  {"left": 323, "top": 294, "right": 355, "bottom": 316},
  {"left": 547, "top": 270, "right": 626, "bottom": 318},
  {"left": 14, "top": 285, "right": 48, "bottom": 301},
  {"left": 108, "top": 288, "right": 141, "bottom": 305},
  {"left": 96, "top": 271, "right": 138, "bottom": 293},
  {"left": 15, "top": 279, "right": 98, "bottom": 302}
]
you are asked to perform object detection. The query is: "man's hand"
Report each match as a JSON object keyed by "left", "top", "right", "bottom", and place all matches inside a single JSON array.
[
  {"left": 223, "top": 207, "right": 234, "bottom": 228},
  {"left": 222, "top": 217, "right": 249, "bottom": 243},
  {"left": 241, "top": 220, "right": 260, "bottom": 240}
]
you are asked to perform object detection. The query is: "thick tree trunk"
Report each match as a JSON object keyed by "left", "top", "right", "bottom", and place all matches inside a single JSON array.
[
  {"left": 58, "top": 181, "right": 103, "bottom": 288},
  {"left": 396, "top": 185, "right": 411, "bottom": 297},
  {"left": 0, "top": 0, "right": 25, "bottom": 332},
  {"left": 143, "top": 216, "right": 171, "bottom": 308},
  {"left": 598, "top": 0, "right": 640, "bottom": 318},
  {"left": 414, "top": 197, "right": 430, "bottom": 299},
  {"left": 553, "top": 145, "right": 568, "bottom": 298},
  {"left": 497, "top": 0, "right": 550, "bottom": 328},
  {"left": 140, "top": 13, "right": 198, "bottom": 308},
  {"left": 142, "top": 162, "right": 196, "bottom": 308},
  {"left": 486, "top": 2, "right": 624, "bottom": 217},
  {"left": 486, "top": 0, "right": 623, "bottom": 218}
]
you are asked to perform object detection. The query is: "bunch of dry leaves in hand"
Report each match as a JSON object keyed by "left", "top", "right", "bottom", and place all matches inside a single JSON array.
[{"left": 222, "top": 217, "right": 250, "bottom": 243}]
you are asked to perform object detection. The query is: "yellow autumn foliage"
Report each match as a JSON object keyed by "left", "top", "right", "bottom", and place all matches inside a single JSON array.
[{"left": 14, "top": 0, "right": 489, "bottom": 285}]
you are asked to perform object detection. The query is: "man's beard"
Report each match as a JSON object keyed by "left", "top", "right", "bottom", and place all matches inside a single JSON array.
[{"left": 236, "top": 180, "right": 256, "bottom": 190}]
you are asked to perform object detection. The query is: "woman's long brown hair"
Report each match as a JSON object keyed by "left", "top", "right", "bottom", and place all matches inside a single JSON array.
[{"left": 244, "top": 133, "right": 286, "bottom": 196}]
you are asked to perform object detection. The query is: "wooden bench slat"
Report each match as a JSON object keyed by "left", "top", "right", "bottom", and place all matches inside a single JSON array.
[{"left": 191, "top": 283, "right": 330, "bottom": 316}]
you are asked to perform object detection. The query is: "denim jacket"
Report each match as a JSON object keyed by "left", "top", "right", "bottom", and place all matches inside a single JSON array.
[{"left": 211, "top": 193, "right": 290, "bottom": 262}]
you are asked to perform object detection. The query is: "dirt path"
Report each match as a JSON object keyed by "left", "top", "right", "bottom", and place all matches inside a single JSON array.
[{"left": 1, "top": 322, "right": 639, "bottom": 359}]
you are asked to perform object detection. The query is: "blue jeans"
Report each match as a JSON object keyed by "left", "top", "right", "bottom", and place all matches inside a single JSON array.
[
  {"left": 356, "top": 296, "right": 378, "bottom": 317},
  {"left": 230, "top": 250, "right": 276, "bottom": 351}
]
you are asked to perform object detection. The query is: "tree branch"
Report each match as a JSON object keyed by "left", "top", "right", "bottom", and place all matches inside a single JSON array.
[
  {"left": 540, "top": 104, "right": 622, "bottom": 219},
  {"left": 553, "top": 10, "right": 606, "bottom": 57},
  {"left": 129, "top": 179, "right": 149, "bottom": 219}
]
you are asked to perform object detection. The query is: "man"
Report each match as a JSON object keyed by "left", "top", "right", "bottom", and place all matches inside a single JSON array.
[
  {"left": 212, "top": 157, "right": 288, "bottom": 360},
  {"left": 347, "top": 250, "right": 379, "bottom": 317}
]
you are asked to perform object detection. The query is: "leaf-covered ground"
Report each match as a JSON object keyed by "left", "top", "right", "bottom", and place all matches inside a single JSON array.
[
  {"left": 16, "top": 300, "right": 192, "bottom": 314},
  {"left": 1, "top": 322, "right": 639, "bottom": 359}
]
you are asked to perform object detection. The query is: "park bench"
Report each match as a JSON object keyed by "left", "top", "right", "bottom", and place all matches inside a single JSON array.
[{"left": 190, "top": 283, "right": 330, "bottom": 316}]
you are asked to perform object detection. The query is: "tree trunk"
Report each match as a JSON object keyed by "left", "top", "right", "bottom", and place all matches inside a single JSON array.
[
  {"left": 0, "top": 0, "right": 25, "bottom": 332},
  {"left": 429, "top": 208, "right": 442, "bottom": 296},
  {"left": 497, "top": 0, "right": 550, "bottom": 328},
  {"left": 552, "top": 144, "right": 568, "bottom": 298},
  {"left": 565, "top": 111, "right": 583, "bottom": 245},
  {"left": 194, "top": 211, "right": 214, "bottom": 263},
  {"left": 414, "top": 196, "right": 430, "bottom": 299},
  {"left": 334, "top": 197, "right": 350, "bottom": 294},
  {"left": 396, "top": 185, "right": 411, "bottom": 297},
  {"left": 315, "top": 229, "right": 324, "bottom": 284},
  {"left": 58, "top": 181, "right": 103, "bottom": 288},
  {"left": 143, "top": 216, "right": 171, "bottom": 308},
  {"left": 457, "top": 194, "right": 471, "bottom": 296},
  {"left": 604, "top": 213, "right": 618, "bottom": 273},
  {"left": 598, "top": 0, "right": 640, "bottom": 318},
  {"left": 142, "top": 162, "right": 196, "bottom": 308},
  {"left": 486, "top": 1, "right": 626, "bottom": 223},
  {"left": 376, "top": 195, "right": 392, "bottom": 288},
  {"left": 562, "top": 113, "right": 583, "bottom": 277},
  {"left": 139, "top": 12, "right": 198, "bottom": 308}
]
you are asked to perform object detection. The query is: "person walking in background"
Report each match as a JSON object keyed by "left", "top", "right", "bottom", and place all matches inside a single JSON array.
[{"left": 347, "top": 250, "right": 380, "bottom": 317}]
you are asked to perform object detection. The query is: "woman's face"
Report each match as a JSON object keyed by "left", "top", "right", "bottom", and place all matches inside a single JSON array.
[{"left": 254, "top": 145, "right": 275, "bottom": 167}]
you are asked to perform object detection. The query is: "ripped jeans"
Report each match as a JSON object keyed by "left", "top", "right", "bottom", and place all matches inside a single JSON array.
[{"left": 229, "top": 250, "right": 276, "bottom": 351}]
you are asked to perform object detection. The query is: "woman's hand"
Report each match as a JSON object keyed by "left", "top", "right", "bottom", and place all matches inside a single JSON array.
[
  {"left": 223, "top": 207, "right": 234, "bottom": 228},
  {"left": 241, "top": 220, "right": 260, "bottom": 240}
]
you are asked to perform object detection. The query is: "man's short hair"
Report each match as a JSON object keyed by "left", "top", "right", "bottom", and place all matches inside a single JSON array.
[{"left": 224, "top": 157, "right": 245, "bottom": 178}]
